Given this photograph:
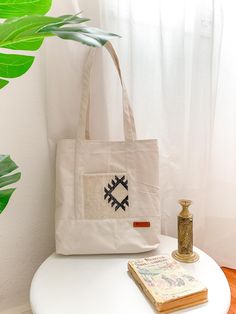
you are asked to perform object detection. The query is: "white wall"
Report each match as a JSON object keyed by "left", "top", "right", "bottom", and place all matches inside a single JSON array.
[{"left": 0, "top": 51, "right": 55, "bottom": 311}]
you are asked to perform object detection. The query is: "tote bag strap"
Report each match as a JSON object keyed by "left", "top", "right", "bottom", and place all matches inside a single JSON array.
[{"left": 76, "top": 41, "right": 137, "bottom": 141}]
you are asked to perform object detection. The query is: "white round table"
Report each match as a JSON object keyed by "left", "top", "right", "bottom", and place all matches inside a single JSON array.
[{"left": 30, "top": 235, "right": 230, "bottom": 314}]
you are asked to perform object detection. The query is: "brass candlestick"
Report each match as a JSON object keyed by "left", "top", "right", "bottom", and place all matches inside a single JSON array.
[{"left": 172, "top": 199, "right": 199, "bottom": 263}]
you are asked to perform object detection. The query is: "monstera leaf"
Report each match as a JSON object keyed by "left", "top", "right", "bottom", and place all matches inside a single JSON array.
[
  {"left": 0, "top": 0, "right": 52, "bottom": 18},
  {"left": 0, "top": 155, "right": 21, "bottom": 213},
  {"left": 0, "top": 0, "right": 119, "bottom": 89}
]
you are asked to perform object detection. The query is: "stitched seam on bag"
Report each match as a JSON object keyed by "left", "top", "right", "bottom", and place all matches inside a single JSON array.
[{"left": 58, "top": 216, "right": 161, "bottom": 222}]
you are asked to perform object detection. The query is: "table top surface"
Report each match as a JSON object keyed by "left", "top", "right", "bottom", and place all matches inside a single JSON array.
[{"left": 30, "top": 235, "right": 230, "bottom": 314}]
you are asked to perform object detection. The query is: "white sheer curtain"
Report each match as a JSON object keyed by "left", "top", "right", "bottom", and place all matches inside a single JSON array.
[{"left": 46, "top": 0, "right": 236, "bottom": 267}]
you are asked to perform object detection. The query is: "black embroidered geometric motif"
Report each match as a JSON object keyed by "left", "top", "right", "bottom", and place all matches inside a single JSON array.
[{"left": 104, "top": 175, "right": 129, "bottom": 211}]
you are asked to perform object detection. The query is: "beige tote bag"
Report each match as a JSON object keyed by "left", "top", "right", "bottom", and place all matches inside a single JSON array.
[{"left": 55, "top": 42, "right": 161, "bottom": 255}]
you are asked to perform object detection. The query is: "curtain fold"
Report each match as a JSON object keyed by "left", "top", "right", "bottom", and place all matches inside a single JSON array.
[{"left": 46, "top": 0, "right": 236, "bottom": 267}]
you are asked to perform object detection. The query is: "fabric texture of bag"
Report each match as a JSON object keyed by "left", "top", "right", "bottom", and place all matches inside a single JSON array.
[{"left": 55, "top": 42, "right": 161, "bottom": 255}]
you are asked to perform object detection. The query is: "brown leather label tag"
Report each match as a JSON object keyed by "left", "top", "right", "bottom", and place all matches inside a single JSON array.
[{"left": 133, "top": 221, "right": 151, "bottom": 228}]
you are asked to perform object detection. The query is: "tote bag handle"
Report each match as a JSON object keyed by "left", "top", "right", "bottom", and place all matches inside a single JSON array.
[{"left": 76, "top": 41, "right": 137, "bottom": 141}]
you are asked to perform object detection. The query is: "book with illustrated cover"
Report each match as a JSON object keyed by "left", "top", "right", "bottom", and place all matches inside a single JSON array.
[{"left": 128, "top": 255, "right": 208, "bottom": 313}]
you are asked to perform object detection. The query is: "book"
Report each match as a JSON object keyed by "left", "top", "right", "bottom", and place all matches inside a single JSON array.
[{"left": 128, "top": 255, "right": 208, "bottom": 313}]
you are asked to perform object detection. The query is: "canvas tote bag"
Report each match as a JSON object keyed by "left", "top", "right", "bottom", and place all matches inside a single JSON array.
[{"left": 55, "top": 42, "right": 161, "bottom": 255}]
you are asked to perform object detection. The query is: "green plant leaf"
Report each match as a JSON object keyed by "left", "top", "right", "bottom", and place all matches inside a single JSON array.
[
  {"left": 0, "top": 156, "right": 21, "bottom": 214},
  {"left": 0, "top": 78, "right": 9, "bottom": 88},
  {"left": 0, "top": 172, "right": 21, "bottom": 188},
  {"left": 0, "top": 53, "right": 34, "bottom": 78},
  {"left": 0, "top": 0, "right": 52, "bottom": 18},
  {"left": 0, "top": 155, "right": 18, "bottom": 177},
  {"left": 42, "top": 26, "right": 120, "bottom": 47},
  {"left": 0, "top": 15, "right": 92, "bottom": 49},
  {"left": 3, "top": 38, "right": 44, "bottom": 51},
  {"left": 0, "top": 15, "right": 64, "bottom": 48},
  {"left": 0, "top": 188, "right": 15, "bottom": 213}
]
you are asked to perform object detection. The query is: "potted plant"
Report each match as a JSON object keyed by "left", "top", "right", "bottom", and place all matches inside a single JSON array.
[{"left": 0, "top": 0, "right": 118, "bottom": 212}]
